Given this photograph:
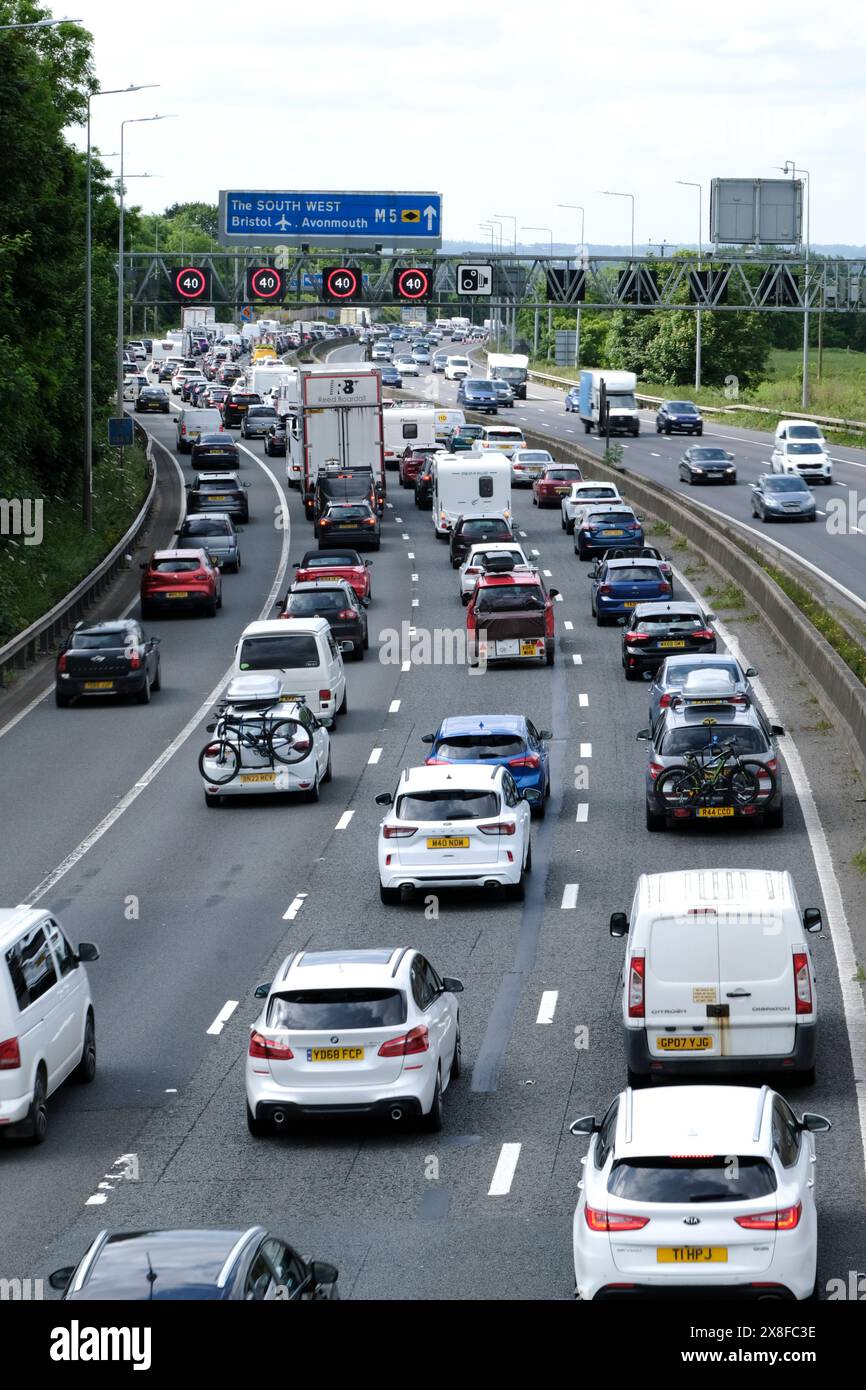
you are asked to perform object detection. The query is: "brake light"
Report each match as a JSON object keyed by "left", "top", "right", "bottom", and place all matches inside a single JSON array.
[
  {"left": 659, "top": 582, "right": 671, "bottom": 594},
  {"left": 465, "top": 566, "right": 480, "bottom": 575},
  {"left": 382, "top": 824, "right": 418, "bottom": 839},
  {"left": 793, "top": 952, "right": 812, "bottom": 1014},
  {"left": 248, "top": 1032, "right": 294, "bottom": 1060},
  {"left": 128, "top": 650, "right": 141, "bottom": 669},
  {"left": 57, "top": 652, "right": 67, "bottom": 673},
  {"left": 659, "top": 693, "right": 674, "bottom": 708},
  {"left": 363, "top": 518, "right": 377, "bottom": 526},
  {"left": 320, "top": 517, "right": 332, "bottom": 526},
  {"left": 319, "top": 689, "right": 331, "bottom": 701},
  {"left": 0, "top": 1036, "right": 21, "bottom": 1069},
  {"left": 692, "top": 628, "right": 714, "bottom": 640},
  {"left": 626, "top": 631, "right": 652, "bottom": 642},
  {"left": 765, "top": 758, "right": 778, "bottom": 775},
  {"left": 735, "top": 1203, "right": 802, "bottom": 1231},
  {"left": 508, "top": 754, "right": 540, "bottom": 769},
  {"left": 627, "top": 955, "right": 645, "bottom": 1017},
  {"left": 337, "top": 609, "right": 355, "bottom": 620},
  {"left": 597, "top": 585, "right": 612, "bottom": 597},
  {"left": 378, "top": 1025, "right": 429, "bottom": 1058},
  {"left": 585, "top": 1205, "right": 649, "bottom": 1233},
  {"left": 479, "top": 821, "right": 516, "bottom": 835},
  {"left": 649, "top": 761, "right": 664, "bottom": 780}
]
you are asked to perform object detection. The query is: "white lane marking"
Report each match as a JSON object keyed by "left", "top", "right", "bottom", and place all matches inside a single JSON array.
[
  {"left": 566, "top": 428, "right": 575, "bottom": 434},
  {"left": 488, "top": 1142, "right": 522, "bottom": 1196},
  {"left": 580, "top": 742, "right": 592, "bottom": 757},
  {"left": 531, "top": 548, "right": 540, "bottom": 556},
  {"left": 386, "top": 502, "right": 394, "bottom": 509},
  {"left": 85, "top": 1193, "right": 109, "bottom": 1206},
  {"left": 395, "top": 517, "right": 403, "bottom": 523},
  {"left": 650, "top": 451, "right": 661, "bottom": 457},
  {"left": 26, "top": 453, "right": 292, "bottom": 905},
  {"left": 335, "top": 810, "right": 354, "bottom": 831},
  {"left": 401, "top": 659, "right": 411, "bottom": 672},
  {"left": 165, "top": 1088, "right": 178, "bottom": 1094},
  {"left": 575, "top": 803, "right": 589, "bottom": 822},
  {"left": 389, "top": 699, "right": 401, "bottom": 713},
  {"left": 543, "top": 568, "right": 552, "bottom": 577},
  {"left": 407, "top": 551, "right": 415, "bottom": 559},
  {"left": 519, "top": 530, "right": 527, "bottom": 537},
  {"left": 411, "top": 598, "right": 419, "bottom": 607},
  {"left": 0, "top": 435, "right": 187, "bottom": 742},
  {"left": 402, "top": 532, "right": 410, "bottom": 539},
  {"left": 536, "top": 990, "right": 559, "bottom": 1024},
  {"left": 572, "top": 653, "right": 582, "bottom": 664},
  {"left": 563, "top": 620, "right": 574, "bottom": 631},
  {"left": 578, "top": 692, "right": 589, "bottom": 707},
  {"left": 411, "top": 573, "right": 419, "bottom": 581},
  {"left": 561, "top": 883, "right": 579, "bottom": 910},
  {"left": 206, "top": 999, "right": 239, "bottom": 1036},
  {"left": 283, "top": 893, "right": 307, "bottom": 921},
  {"left": 368, "top": 747, "right": 383, "bottom": 764}
]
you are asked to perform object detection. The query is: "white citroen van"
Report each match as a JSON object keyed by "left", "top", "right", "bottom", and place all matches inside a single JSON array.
[
  {"left": 610, "top": 869, "right": 821, "bottom": 1085},
  {"left": 0, "top": 907, "right": 99, "bottom": 1144},
  {"left": 234, "top": 618, "right": 350, "bottom": 727}
]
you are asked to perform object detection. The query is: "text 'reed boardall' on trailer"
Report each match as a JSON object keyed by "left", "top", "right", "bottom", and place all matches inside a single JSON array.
[{"left": 280, "top": 365, "right": 385, "bottom": 507}]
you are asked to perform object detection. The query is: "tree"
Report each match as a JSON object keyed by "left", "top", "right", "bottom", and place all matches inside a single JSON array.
[{"left": 162, "top": 201, "right": 218, "bottom": 240}]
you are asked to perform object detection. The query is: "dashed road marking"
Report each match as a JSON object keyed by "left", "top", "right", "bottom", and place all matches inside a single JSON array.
[
  {"left": 389, "top": 699, "right": 401, "bottom": 713},
  {"left": 578, "top": 692, "right": 589, "bottom": 706},
  {"left": 206, "top": 1000, "right": 239, "bottom": 1036},
  {"left": 488, "top": 1143, "right": 522, "bottom": 1196},
  {"left": 368, "top": 747, "right": 383, "bottom": 764},
  {"left": 561, "top": 883, "right": 579, "bottom": 910},
  {"left": 335, "top": 810, "right": 355, "bottom": 831},
  {"left": 536, "top": 991, "right": 559, "bottom": 1024},
  {"left": 283, "top": 893, "right": 307, "bottom": 921},
  {"left": 576, "top": 803, "right": 589, "bottom": 822},
  {"left": 580, "top": 742, "right": 592, "bottom": 757}
]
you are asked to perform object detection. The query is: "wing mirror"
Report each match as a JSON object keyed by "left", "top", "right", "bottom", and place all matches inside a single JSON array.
[
  {"left": 635, "top": 729, "right": 650, "bottom": 741},
  {"left": 77, "top": 942, "right": 100, "bottom": 962},
  {"left": 309, "top": 1261, "right": 339, "bottom": 1288},
  {"left": 522, "top": 788, "right": 543, "bottom": 804},
  {"left": 609, "top": 912, "right": 628, "bottom": 938},
  {"left": 49, "top": 1267, "right": 75, "bottom": 1292},
  {"left": 803, "top": 908, "right": 823, "bottom": 934},
  {"left": 569, "top": 1115, "right": 598, "bottom": 1136},
  {"left": 548, "top": 588, "right": 560, "bottom": 599},
  {"left": 420, "top": 733, "right": 435, "bottom": 744},
  {"left": 538, "top": 729, "right": 553, "bottom": 741},
  {"left": 771, "top": 724, "right": 785, "bottom": 736},
  {"left": 745, "top": 666, "right": 758, "bottom": 677},
  {"left": 441, "top": 976, "right": 464, "bottom": 994},
  {"left": 375, "top": 791, "right": 393, "bottom": 806},
  {"left": 254, "top": 983, "right": 270, "bottom": 998},
  {"left": 800, "top": 1113, "right": 832, "bottom": 1134}
]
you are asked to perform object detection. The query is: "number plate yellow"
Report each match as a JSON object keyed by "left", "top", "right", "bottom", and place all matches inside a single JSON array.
[
  {"left": 427, "top": 836, "right": 470, "bottom": 849},
  {"left": 657, "top": 1247, "right": 727, "bottom": 1264},
  {"left": 659, "top": 640, "right": 686, "bottom": 648},
  {"left": 239, "top": 772, "right": 276, "bottom": 783},
  {"left": 697, "top": 806, "right": 735, "bottom": 817},
  {"left": 656, "top": 1035, "right": 713, "bottom": 1051},
  {"left": 308, "top": 1047, "right": 364, "bottom": 1062},
  {"left": 84, "top": 681, "right": 114, "bottom": 690},
  {"left": 165, "top": 591, "right": 189, "bottom": 598},
  {"left": 520, "top": 641, "right": 540, "bottom": 656}
]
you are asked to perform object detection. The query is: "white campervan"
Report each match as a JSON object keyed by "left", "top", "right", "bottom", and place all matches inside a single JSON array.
[
  {"left": 610, "top": 868, "right": 821, "bottom": 1085},
  {"left": 383, "top": 406, "right": 437, "bottom": 470},
  {"left": 431, "top": 451, "right": 512, "bottom": 538}
]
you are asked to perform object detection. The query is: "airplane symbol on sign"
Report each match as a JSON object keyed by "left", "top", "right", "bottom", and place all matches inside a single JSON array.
[{"left": 276, "top": 215, "right": 291, "bottom": 231}]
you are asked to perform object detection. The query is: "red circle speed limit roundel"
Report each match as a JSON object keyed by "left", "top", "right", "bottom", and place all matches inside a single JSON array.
[
  {"left": 174, "top": 266, "right": 207, "bottom": 300},
  {"left": 395, "top": 267, "right": 431, "bottom": 301},
  {"left": 324, "top": 267, "right": 360, "bottom": 300},
  {"left": 250, "top": 266, "right": 283, "bottom": 300}
]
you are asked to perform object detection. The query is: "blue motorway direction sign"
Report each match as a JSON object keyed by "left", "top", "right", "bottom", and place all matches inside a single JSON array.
[{"left": 218, "top": 191, "right": 442, "bottom": 250}]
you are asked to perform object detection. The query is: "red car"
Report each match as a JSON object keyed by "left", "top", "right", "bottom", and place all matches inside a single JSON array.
[
  {"left": 533, "top": 464, "right": 583, "bottom": 508},
  {"left": 399, "top": 445, "right": 440, "bottom": 489},
  {"left": 466, "top": 559, "right": 559, "bottom": 666},
  {"left": 293, "top": 548, "right": 372, "bottom": 602},
  {"left": 140, "top": 548, "right": 222, "bottom": 620}
]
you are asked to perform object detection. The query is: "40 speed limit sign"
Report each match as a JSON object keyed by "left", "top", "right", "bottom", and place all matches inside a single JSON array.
[
  {"left": 172, "top": 266, "right": 211, "bottom": 301},
  {"left": 245, "top": 265, "right": 286, "bottom": 300}
]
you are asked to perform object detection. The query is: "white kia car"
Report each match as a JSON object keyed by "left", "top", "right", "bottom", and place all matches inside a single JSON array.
[
  {"left": 245, "top": 947, "right": 464, "bottom": 1135},
  {"left": 458, "top": 541, "right": 531, "bottom": 604},
  {"left": 199, "top": 676, "right": 331, "bottom": 808},
  {"left": 770, "top": 439, "right": 832, "bottom": 484},
  {"left": 376, "top": 764, "right": 536, "bottom": 904},
  {"left": 570, "top": 1084, "right": 830, "bottom": 1301}
]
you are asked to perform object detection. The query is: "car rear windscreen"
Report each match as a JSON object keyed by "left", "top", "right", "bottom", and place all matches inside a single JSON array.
[
  {"left": 267, "top": 989, "right": 406, "bottom": 1030},
  {"left": 589, "top": 512, "right": 638, "bottom": 526},
  {"left": 286, "top": 593, "right": 347, "bottom": 614},
  {"left": 660, "top": 726, "right": 767, "bottom": 756},
  {"left": 476, "top": 585, "right": 544, "bottom": 611},
  {"left": 633, "top": 613, "right": 703, "bottom": 629},
  {"left": 239, "top": 635, "right": 320, "bottom": 670},
  {"left": 436, "top": 735, "right": 525, "bottom": 759},
  {"left": 607, "top": 567, "right": 660, "bottom": 583},
  {"left": 663, "top": 660, "right": 739, "bottom": 684},
  {"left": 461, "top": 519, "right": 510, "bottom": 536},
  {"left": 608, "top": 1156, "right": 776, "bottom": 1202},
  {"left": 304, "top": 553, "right": 359, "bottom": 567},
  {"left": 70, "top": 630, "right": 130, "bottom": 649},
  {"left": 396, "top": 789, "right": 500, "bottom": 820},
  {"left": 182, "top": 519, "right": 230, "bottom": 536},
  {"left": 152, "top": 559, "right": 201, "bottom": 573}
]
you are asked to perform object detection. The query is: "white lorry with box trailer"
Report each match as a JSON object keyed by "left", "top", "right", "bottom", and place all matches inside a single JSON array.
[
  {"left": 281, "top": 364, "right": 385, "bottom": 512},
  {"left": 578, "top": 369, "right": 640, "bottom": 436}
]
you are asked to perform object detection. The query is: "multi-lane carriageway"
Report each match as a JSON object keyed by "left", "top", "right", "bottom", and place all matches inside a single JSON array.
[{"left": 0, "top": 344, "right": 864, "bottom": 1302}]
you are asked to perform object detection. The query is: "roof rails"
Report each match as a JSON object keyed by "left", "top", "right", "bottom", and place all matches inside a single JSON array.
[{"left": 390, "top": 946, "right": 413, "bottom": 977}]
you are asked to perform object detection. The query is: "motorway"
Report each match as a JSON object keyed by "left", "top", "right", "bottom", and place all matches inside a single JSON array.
[{"left": 0, "top": 343, "right": 865, "bottom": 1300}]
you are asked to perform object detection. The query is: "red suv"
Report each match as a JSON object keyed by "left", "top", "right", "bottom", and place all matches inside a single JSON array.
[
  {"left": 533, "top": 464, "right": 583, "bottom": 509},
  {"left": 140, "top": 549, "right": 222, "bottom": 619},
  {"left": 466, "top": 562, "right": 559, "bottom": 666}
]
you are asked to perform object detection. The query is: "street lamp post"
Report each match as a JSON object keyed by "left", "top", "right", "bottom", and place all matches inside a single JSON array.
[
  {"left": 676, "top": 180, "right": 703, "bottom": 391},
  {"left": 524, "top": 226, "right": 554, "bottom": 352},
  {"left": 780, "top": 162, "right": 812, "bottom": 409},
  {"left": 558, "top": 203, "right": 585, "bottom": 368},
  {"left": 83, "top": 83, "right": 157, "bottom": 528},
  {"left": 0, "top": 15, "right": 81, "bottom": 29},
  {"left": 493, "top": 215, "right": 517, "bottom": 347},
  {"left": 117, "top": 114, "right": 175, "bottom": 424},
  {"left": 479, "top": 224, "right": 498, "bottom": 340},
  {"left": 601, "top": 190, "right": 635, "bottom": 261}
]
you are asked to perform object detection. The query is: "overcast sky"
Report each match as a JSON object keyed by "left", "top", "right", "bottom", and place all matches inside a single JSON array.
[{"left": 68, "top": 0, "right": 865, "bottom": 248}]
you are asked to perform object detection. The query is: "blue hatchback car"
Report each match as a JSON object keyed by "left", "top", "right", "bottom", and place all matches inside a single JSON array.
[
  {"left": 590, "top": 556, "right": 671, "bottom": 626},
  {"left": 421, "top": 715, "right": 552, "bottom": 817}
]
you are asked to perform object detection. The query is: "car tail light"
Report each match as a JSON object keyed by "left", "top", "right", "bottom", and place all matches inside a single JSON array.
[
  {"left": 627, "top": 955, "right": 645, "bottom": 1017},
  {"left": 585, "top": 1205, "right": 649, "bottom": 1233},
  {"left": 465, "top": 566, "right": 481, "bottom": 575},
  {"left": 692, "top": 629, "right": 714, "bottom": 640},
  {"left": 248, "top": 1031, "right": 294, "bottom": 1061},
  {"left": 337, "top": 609, "right": 355, "bottom": 620},
  {"left": 648, "top": 761, "right": 664, "bottom": 780},
  {"left": 597, "top": 585, "right": 612, "bottom": 597},
  {"left": 424, "top": 757, "right": 450, "bottom": 765},
  {"left": 0, "top": 1036, "right": 21, "bottom": 1069},
  {"left": 793, "top": 952, "right": 812, "bottom": 1014},
  {"left": 57, "top": 653, "right": 67, "bottom": 673},
  {"left": 319, "top": 689, "right": 331, "bottom": 702},
  {"left": 479, "top": 820, "right": 516, "bottom": 835},
  {"left": 735, "top": 1203, "right": 802, "bottom": 1231},
  {"left": 659, "top": 693, "right": 674, "bottom": 708},
  {"left": 378, "top": 1025, "right": 429, "bottom": 1058},
  {"left": 319, "top": 517, "right": 332, "bottom": 527},
  {"left": 382, "top": 824, "right": 418, "bottom": 839},
  {"left": 626, "top": 632, "right": 652, "bottom": 643},
  {"left": 363, "top": 518, "right": 377, "bottom": 526},
  {"left": 508, "top": 754, "right": 540, "bottom": 769},
  {"left": 765, "top": 758, "right": 778, "bottom": 775},
  {"left": 128, "top": 650, "right": 141, "bottom": 669},
  {"left": 659, "top": 582, "right": 671, "bottom": 594}
]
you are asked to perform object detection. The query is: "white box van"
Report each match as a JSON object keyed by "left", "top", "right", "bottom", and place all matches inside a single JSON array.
[
  {"left": 610, "top": 869, "right": 821, "bottom": 1084},
  {"left": 176, "top": 408, "right": 224, "bottom": 453},
  {"left": 0, "top": 907, "right": 99, "bottom": 1144},
  {"left": 431, "top": 451, "right": 512, "bottom": 538},
  {"left": 234, "top": 618, "right": 350, "bottom": 727},
  {"left": 775, "top": 419, "right": 827, "bottom": 449}
]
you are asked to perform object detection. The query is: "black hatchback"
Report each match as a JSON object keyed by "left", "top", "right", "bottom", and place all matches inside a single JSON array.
[
  {"left": 655, "top": 400, "right": 703, "bottom": 435},
  {"left": 449, "top": 514, "right": 514, "bottom": 568},
  {"left": 191, "top": 432, "right": 241, "bottom": 468},
  {"left": 317, "top": 500, "right": 380, "bottom": 550},
  {"left": 621, "top": 601, "right": 717, "bottom": 680},
  {"left": 55, "top": 619, "right": 161, "bottom": 706},
  {"left": 135, "top": 386, "right": 170, "bottom": 414},
  {"left": 277, "top": 581, "right": 369, "bottom": 659},
  {"left": 679, "top": 446, "right": 736, "bottom": 485},
  {"left": 186, "top": 471, "right": 249, "bottom": 522}
]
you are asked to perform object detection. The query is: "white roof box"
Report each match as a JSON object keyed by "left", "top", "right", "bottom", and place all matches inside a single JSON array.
[{"left": 224, "top": 674, "right": 283, "bottom": 708}]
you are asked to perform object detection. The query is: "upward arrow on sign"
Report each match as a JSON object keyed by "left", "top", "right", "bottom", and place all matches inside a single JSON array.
[{"left": 423, "top": 205, "right": 437, "bottom": 230}]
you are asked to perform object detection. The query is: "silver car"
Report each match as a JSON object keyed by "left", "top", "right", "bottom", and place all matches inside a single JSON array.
[{"left": 648, "top": 652, "right": 757, "bottom": 727}]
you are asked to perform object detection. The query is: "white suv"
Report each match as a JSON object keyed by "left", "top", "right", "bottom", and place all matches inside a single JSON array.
[
  {"left": 375, "top": 764, "right": 537, "bottom": 904},
  {"left": 245, "top": 947, "right": 463, "bottom": 1135},
  {"left": 770, "top": 438, "right": 832, "bottom": 483},
  {"left": 570, "top": 1084, "right": 831, "bottom": 1301},
  {"left": 561, "top": 481, "right": 623, "bottom": 533},
  {"left": 0, "top": 907, "right": 99, "bottom": 1145}
]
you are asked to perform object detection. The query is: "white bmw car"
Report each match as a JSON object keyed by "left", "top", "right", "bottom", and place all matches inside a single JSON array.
[
  {"left": 570, "top": 1084, "right": 830, "bottom": 1301},
  {"left": 376, "top": 764, "right": 536, "bottom": 904},
  {"left": 245, "top": 946, "right": 464, "bottom": 1134}
]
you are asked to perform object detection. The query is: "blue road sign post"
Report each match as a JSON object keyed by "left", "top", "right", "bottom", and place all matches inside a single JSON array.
[
  {"left": 218, "top": 191, "right": 442, "bottom": 250},
  {"left": 108, "top": 416, "right": 134, "bottom": 448}
]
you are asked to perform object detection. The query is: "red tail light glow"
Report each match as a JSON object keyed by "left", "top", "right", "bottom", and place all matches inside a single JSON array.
[
  {"left": 57, "top": 653, "right": 67, "bottom": 673},
  {"left": 508, "top": 754, "right": 540, "bottom": 769},
  {"left": 598, "top": 585, "right": 612, "bottom": 597},
  {"left": 735, "top": 1203, "right": 802, "bottom": 1231},
  {"left": 382, "top": 824, "right": 418, "bottom": 839},
  {"left": 128, "top": 651, "right": 141, "bottom": 669},
  {"left": 479, "top": 821, "right": 516, "bottom": 835},
  {"left": 648, "top": 762, "right": 664, "bottom": 780},
  {"left": 319, "top": 689, "right": 331, "bottom": 701},
  {"left": 627, "top": 955, "right": 645, "bottom": 1017},
  {"left": 793, "top": 952, "right": 812, "bottom": 1014},
  {"left": 0, "top": 1036, "right": 21, "bottom": 1070},
  {"left": 248, "top": 1032, "right": 294, "bottom": 1060},
  {"left": 692, "top": 629, "right": 714, "bottom": 640},
  {"left": 378, "top": 1025, "right": 429, "bottom": 1057},
  {"left": 585, "top": 1206, "right": 649, "bottom": 1232}
]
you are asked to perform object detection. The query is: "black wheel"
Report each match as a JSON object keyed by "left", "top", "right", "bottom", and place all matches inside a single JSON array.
[
  {"left": 525, "top": 837, "right": 532, "bottom": 872},
  {"left": 657, "top": 766, "right": 701, "bottom": 808},
  {"left": 379, "top": 882, "right": 401, "bottom": 905},
  {"left": 450, "top": 1024, "right": 462, "bottom": 1082},
  {"left": 697, "top": 426, "right": 703, "bottom": 436},
  {"left": 664, "top": 424, "right": 672, "bottom": 435},
  {"left": 337, "top": 686, "right": 348, "bottom": 715},
  {"left": 24, "top": 1069, "right": 48, "bottom": 1145},
  {"left": 246, "top": 1103, "right": 272, "bottom": 1138},
  {"left": 206, "top": 599, "right": 217, "bottom": 617},
  {"left": 322, "top": 749, "right": 332, "bottom": 783},
  {"left": 546, "top": 643, "right": 555, "bottom": 665},
  {"left": 583, "top": 421, "right": 592, "bottom": 433},
  {"left": 627, "top": 1067, "right": 649, "bottom": 1089},
  {"left": 421, "top": 1068, "right": 443, "bottom": 1132},
  {"left": 646, "top": 803, "right": 666, "bottom": 832},
  {"left": 140, "top": 603, "right": 154, "bottom": 622},
  {"left": 764, "top": 802, "right": 784, "bottom": 829},
  {"left": 353, "top": 640, "right": 364, "bottom": 661},
  {"left": 55, "top": 688, "right": 71, "bottom": 708},
  {"left": 136, "top": 673, "right": 152, "bottom": 704},
  {"left": 216, "top": 589, "right": 223, "bottom": 609},
  {"left": 72, "top": 1012, "right": 96, "bottom": 1084},
  {"left": 304, "top": 775, "right": 320, "bottom": 804},
  {"left": 150, "top": 660, "right": 161, "bottom": 692},
  {"left": 198, "top": 739, "right": 240, "bottom": 784},
  {"left": 595, "top": 611, "right": 607, "bottom": 627},
  {"left": 577, "top": 540, "right": 588, "bottom": 559},
  {"left": 506, "top": 867, "right": 526, "bottom": 901},
  {"left": 624, "top": 665, "right": 639, "bottom": 680}
]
